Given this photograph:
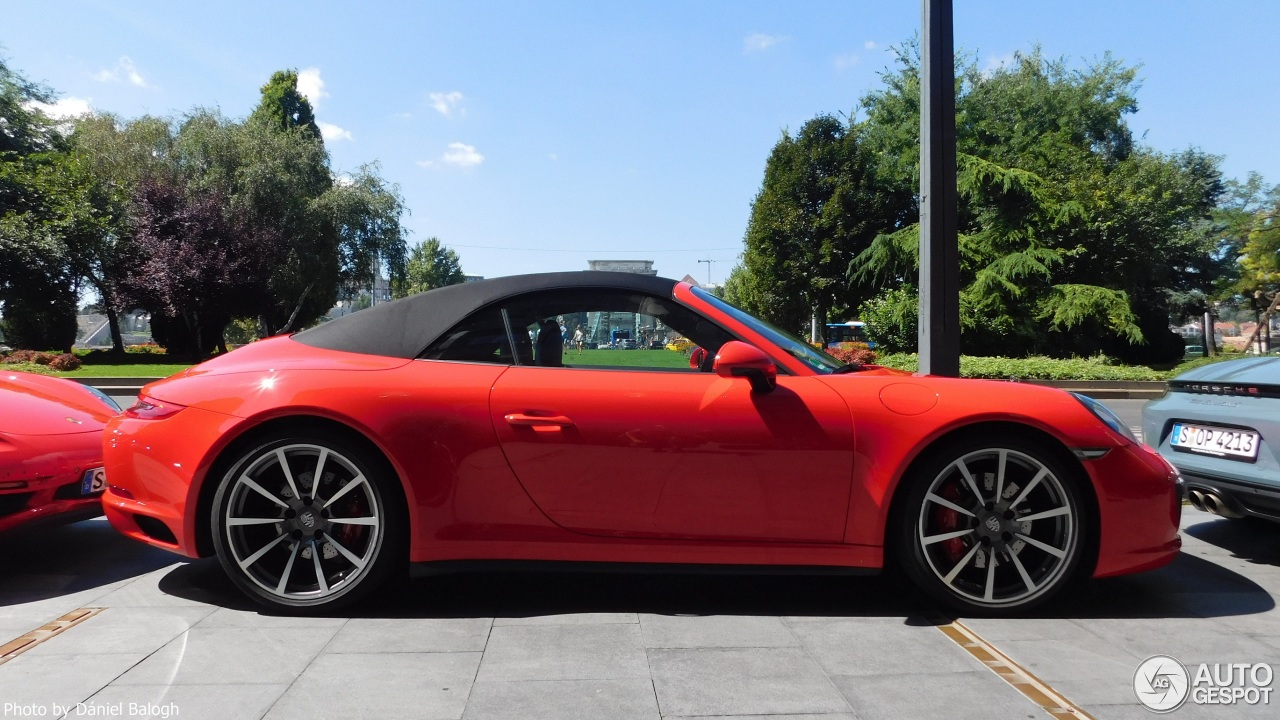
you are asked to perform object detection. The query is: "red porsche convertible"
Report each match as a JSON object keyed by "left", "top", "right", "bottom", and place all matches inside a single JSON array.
[
  {"left": 102, "top": 272, "right": 1182, "bottom": 614},
  {"left": 2, "top": 371, "right": 119, "bottom": 535}
]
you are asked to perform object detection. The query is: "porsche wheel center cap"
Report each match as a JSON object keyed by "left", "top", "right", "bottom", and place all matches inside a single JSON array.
[
  {"left": 984, "top": 516, "right": 1002, "bottom": 533},
  {"left": 299, "top": 510, "right": 317, "bottom": 529}
]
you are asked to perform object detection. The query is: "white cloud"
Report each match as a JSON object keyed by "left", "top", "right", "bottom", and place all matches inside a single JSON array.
[
  {"left": 442, "top": 142, "right": 484, "bottom": 167},
  {"left": 548, "top": 153, "right": 558, "bottom": 161},
  {"left": 743, "top": 33, "right": 785, "bottom": 53},
  {"left": 429, "top": 91, "right": 465, "bottom": 117},
  {"left": 417, "top": 142, "right": 485, "bottom": 169},
  {"left": 94, "top": 56, "right": 150, "bottom": 88},
  {"left": 28, "top": 97, "right": 93, "bottom": 119},
  {"left": 391, "top": 111, "right": 413, "bottom": 120},
  {"left": 296, "top": 68, "right": 328, "bottom": 108},
  {"left": 864, "top": 40, "right": 878, "bottom": 50},
  {"left": 834, "top": 54, "right": 859, "bottom": 70},
  {"left": 317, "top": 121, "right": 352, "bottom": 142}
]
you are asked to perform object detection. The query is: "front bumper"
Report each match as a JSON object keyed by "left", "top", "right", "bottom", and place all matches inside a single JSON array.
[
  {"left": 1088, "top": 440, "right": 1183, "bottom": 578},
  {"left": 0, "top": 431, "right": 105, "bottom": 536}
]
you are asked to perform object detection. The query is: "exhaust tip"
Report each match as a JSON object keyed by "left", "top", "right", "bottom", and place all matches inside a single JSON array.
[
  {"left": 1187, "top": 489, "right": 1206, "bottom": 512},
  {"left": 1202, "top": 492, "right": 1243, "bottom": 519}
]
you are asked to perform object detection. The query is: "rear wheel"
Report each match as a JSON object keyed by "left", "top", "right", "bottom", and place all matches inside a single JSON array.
[
  {"left": 211, "top": 433, "right": 404, "bottom": 613},
  {"left": 897, "top": 438, "right": 1089, "bottom": 615}
]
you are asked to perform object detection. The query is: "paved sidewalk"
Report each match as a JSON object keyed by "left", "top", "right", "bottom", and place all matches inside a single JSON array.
[{"left": 1, "top": 509, "right": 1277, "bottom": 720}]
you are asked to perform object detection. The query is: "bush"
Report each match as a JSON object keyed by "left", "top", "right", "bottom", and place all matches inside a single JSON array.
[
  {"left": 872, "top": 353, "right": 1245, "bottom": 381},
  {"left": 0, "top": 349, "right": 80, "bottom": 370},
  {"left": 826, "top": 342, "right": 877, "bottom": 365},
  {"left": 125, "top": 343, "right": 167, "bottom": 355},
  {"left": 46, "top": 353, "right": 82, "bottom": 371}
]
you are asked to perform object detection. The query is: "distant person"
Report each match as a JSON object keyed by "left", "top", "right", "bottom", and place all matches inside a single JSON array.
[{"left": 572, "top": 327, "right": 584, "bottom": 354}]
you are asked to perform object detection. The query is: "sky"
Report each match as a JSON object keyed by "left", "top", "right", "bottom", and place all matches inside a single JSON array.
[{"left": 6, "top": 1, "right": 1279, "bottom": 286}]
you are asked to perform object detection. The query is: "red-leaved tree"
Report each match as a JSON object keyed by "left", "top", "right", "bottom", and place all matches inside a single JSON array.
[{"left": 120, "top": 177, "right": 280, "bottom": 359}]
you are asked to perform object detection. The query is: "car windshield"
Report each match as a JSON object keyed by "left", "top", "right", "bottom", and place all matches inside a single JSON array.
[{"left": 691, "top": 287, "right": 846, "bottom": 374}]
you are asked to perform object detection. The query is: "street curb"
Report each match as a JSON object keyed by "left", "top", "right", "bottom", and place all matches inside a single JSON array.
[
  {"left": 72, "top": 377, "right": 158, "bottom": 394},
  {"left": 74, "top": 376, "right": 1169, "bottom": 400}
]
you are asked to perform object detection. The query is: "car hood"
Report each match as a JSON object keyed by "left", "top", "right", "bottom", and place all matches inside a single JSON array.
[
  {"left": 0, "top": 371, "right": 116, "bottom": 436},
  {"left": 1172, "top": 357, "right": 1280, "bottom": 385}
]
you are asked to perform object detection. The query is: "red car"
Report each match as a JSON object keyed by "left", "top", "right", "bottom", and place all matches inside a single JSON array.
[
  {"left": 2, "top": 371, "right": 119, "bottom": 535},
  {"left": 102, "top": 272, "right": 1182, "bottom": 614}
]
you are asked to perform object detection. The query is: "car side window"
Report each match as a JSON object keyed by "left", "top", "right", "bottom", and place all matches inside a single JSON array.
[
  {"left": 500, "top": 289, "right": 734, "bottom": 371},
  {"left": 420, "top": 306, "right": 514, "bottom": 364}
]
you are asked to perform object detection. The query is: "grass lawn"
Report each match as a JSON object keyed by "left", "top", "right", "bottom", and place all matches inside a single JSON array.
[
  {"left": 566, "top": 348, "right": 692, "bottom": 369},
  {"left": 55, "top": 363, "right": 194, "bottom": 378}
]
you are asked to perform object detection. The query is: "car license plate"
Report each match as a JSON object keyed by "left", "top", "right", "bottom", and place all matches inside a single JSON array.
[
  {"left": 81, "top": 467, "right": 106, "bottom": 495},
  {"left": 1170, "top": 423, "right": 1260, "bottom": 460}
]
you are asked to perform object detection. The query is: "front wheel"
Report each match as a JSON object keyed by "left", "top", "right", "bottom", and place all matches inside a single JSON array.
[
  {"left": 896, "top": 438, "right": 1090, "bottom": 615},
  {"left": 211, "top": 433, "right": 404, "bottom": 613}
]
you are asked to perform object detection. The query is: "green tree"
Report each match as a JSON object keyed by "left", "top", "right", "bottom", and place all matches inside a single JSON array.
[
  {"left": 1, "top": 57, "right": 73, "bottom": 348},
  {"left": 248, "top": 70, "right": 321, "bottom": 139},
  {"left": 738, "top": 116, "right": 912, "bottom": 334},
  {"left": 848, "top": 46, "right": 1223, "bottom": 362},
  {"left": 67, "top": 113, "right": 174, "bottom": 351},
  {"left": 393, "top": 238, "right": 464, "bottom": 297},
  {"left": 0, "top": 55, "right": 58, "bottom": 157},
  {"left": 316, "top": 162, "right": 410, "bottom": 301}
]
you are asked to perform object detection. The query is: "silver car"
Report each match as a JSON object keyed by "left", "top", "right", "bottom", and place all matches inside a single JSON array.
[{"left": 1143, "top": 357, "right": 1280, "bottom": 522}]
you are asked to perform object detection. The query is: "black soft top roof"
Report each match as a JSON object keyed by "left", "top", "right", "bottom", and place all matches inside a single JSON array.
[{"left": 293, "top": 271, "right": 680, "bottom": 359}]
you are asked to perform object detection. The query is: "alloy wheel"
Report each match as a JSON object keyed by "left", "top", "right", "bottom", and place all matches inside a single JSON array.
[
  {"left": 915, "top": 447, "right": 1078, "bottom": 609},
  {"left": 219, "top": 442, "right": 384, "bottom": 604}
]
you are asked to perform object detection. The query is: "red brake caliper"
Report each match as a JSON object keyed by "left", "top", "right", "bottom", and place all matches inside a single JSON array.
[
  {"left": 931, "top": 481, "right": 967, "bottom": 562},
  {"left": 338, "top": 495, "right": 368, "bottom": 549}
]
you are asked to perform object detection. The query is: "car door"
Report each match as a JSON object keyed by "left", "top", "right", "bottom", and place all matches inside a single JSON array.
[{"left": 487, "top": 288, "right": 855, "bottom": 543}]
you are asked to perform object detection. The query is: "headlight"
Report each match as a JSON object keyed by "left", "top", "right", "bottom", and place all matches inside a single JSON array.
[{"left": 1070, "top": 392, "right": 1138, "bottom": 444}]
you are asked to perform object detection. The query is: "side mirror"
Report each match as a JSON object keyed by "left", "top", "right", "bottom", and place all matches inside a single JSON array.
[{"left": 713, "top": 341, "right": 777, "bottom": 393}]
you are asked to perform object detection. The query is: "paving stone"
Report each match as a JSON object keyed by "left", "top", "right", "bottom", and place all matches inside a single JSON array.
[
  {"left": 462, "top": 678, "right": 659, "bottom": 720},
  {"left": 647, "top": 647, "right": 850, "bottom": 717},
  {"left": 663, "top": 716, "right": 859, "bottom": 720},
  {"left": 327, "top": 617, "right": 492, "bottom": 653},
  {"left": 639, "top": 614, "right": 798, "bottom": 649},
  {"left": 994, "top": 635, "right": 1142, "bottom": 706},
  {"left": 1084, "top": 699, "right": 1265, "bottom": 720},
  {"left": 82, "top": 683, "right": 289, "bottom": 720},
  {"left": 0, "top": 652, "right": 147, "bottom": 713},
  {"left": 492, "top": 613, "right": 638, "bottom": 626},
  {"left": 831, "top": 671, "right": 1039, "bottom": 720},
  {"left": 1079, "top": 616, "right": 1280, "bottom": 667},
  {"left": 113, "top": 627, "right": 338, "bottom": 685},
  {"left": 957, "top": 616, "right": 1093, "bottom": 642},
  {"left": 91, "top": 567, "right": 221, "bottom": 608},
  {"left": 787, "top": 617, "right": 977, "bottom": 677},
  {"left": 1171, "top": 593, "right": 1280, "bottom": 637},
  {"left": 265, "top": 652, "right": 481, "bottom": 720},
  {"left": 476, "top": 624, "right": 649, "bottom": 682},
  {"left": 194, "top": 607, "right": 349, "bottom": 629},
  {"left": 25, "top": 606, "right": 214, "bottom": 656}
]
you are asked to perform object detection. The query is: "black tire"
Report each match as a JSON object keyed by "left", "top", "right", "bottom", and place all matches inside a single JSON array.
[
  {"left": 211, "top": 431, "right": 405, "bottom": 613},
  {"left": 895, "top": 436, "right": 1090, "bottom": 615}
]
